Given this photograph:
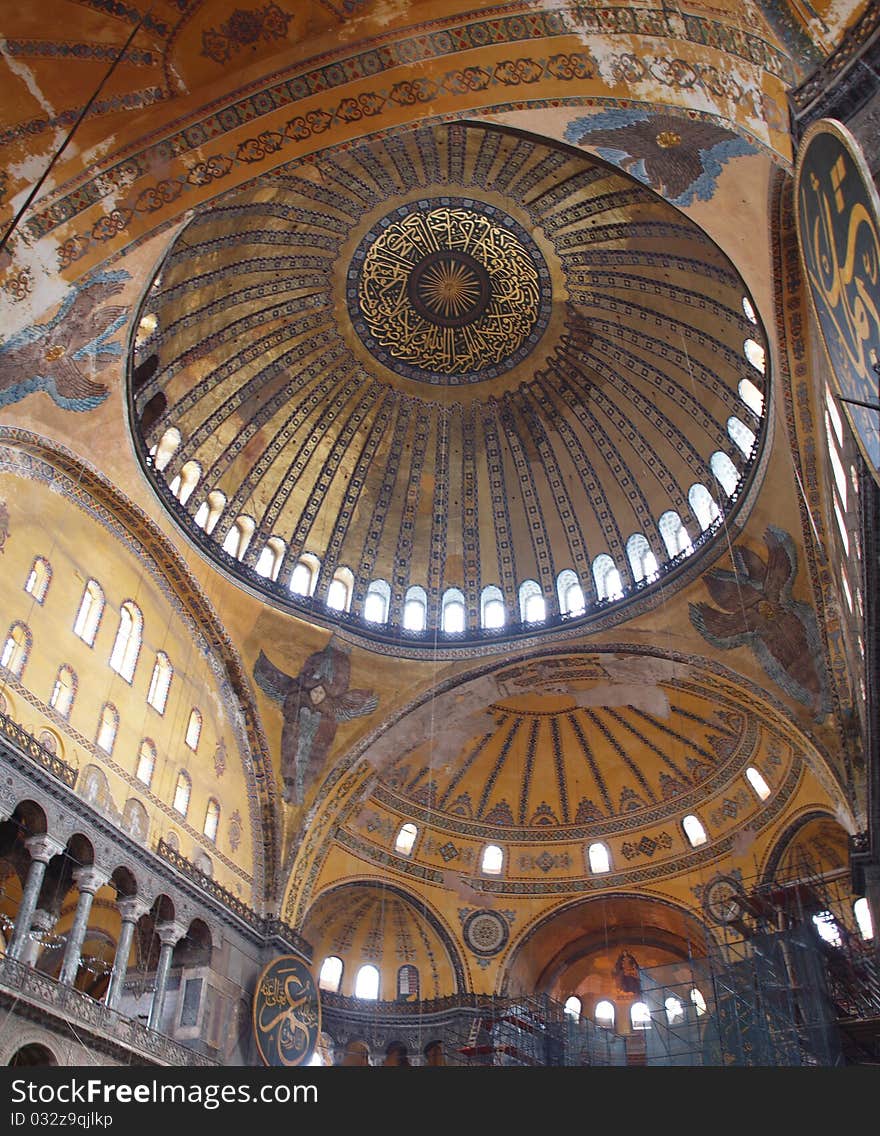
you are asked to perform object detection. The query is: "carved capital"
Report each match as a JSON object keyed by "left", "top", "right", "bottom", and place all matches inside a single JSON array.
[
  {"left": 24, "top": 834, "right": 64, "bottom": 864},
  {"left": 72, "top": 866, "right": 108, "bottom": 895}
]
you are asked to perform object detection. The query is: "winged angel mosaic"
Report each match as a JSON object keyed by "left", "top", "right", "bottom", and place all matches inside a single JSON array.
[
  {"left": 254, "top": 637, "right": 378, "bottom": 805},
  {"left": 689, "top": 526, "right": 830, "bottom": 719}
]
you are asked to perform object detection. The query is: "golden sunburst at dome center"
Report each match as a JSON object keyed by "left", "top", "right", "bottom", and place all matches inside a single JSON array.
[{"left": 347, "top": 200, "right": 551, "bottom": 384}]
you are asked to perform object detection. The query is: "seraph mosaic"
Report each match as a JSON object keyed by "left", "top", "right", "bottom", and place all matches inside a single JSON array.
[
  {"left": 689, "top": 525, "right": 830, "bottom": 720},
  {"left": 0, "top": 269, "right": 129, "bottom": 412},
  {"left": 564, "top": 110, "right": 757, "bottom": 207},
  {"left": 254, "top": 636, "right": 378, "bottom": 805}
]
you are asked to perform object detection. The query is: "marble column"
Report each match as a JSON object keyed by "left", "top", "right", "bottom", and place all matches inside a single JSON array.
[
  {"left": 147, "top": 921, "right": 184, "bottom": 1032},
  {"left": 105, "top": 897, "right": 146, "bottom": 1010},
  {"left": 59, "top": 866, "right": 108, "bottom": 986},
  {"left": 6, "top": 834, "right": 64, "bottom": 962}
]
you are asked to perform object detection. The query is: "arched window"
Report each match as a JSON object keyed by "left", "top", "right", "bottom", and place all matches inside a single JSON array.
[
  {"left": 96, "top": 702, "right": 119, "bottom": 754},
  {"left": 49, "top": 665, "right": 76, "bottom": 718},
  {"left": 147, "top": 652, "right": 173, "bottom": 714},
  {"left": 204, "top": 798, "right": 220, "bottom": 843},
  {"left": 854, "top": 897, "right": 874, "bottom": 940},
  {"left": 710, "top": 451, "right": 740, "bottom": 498},
  {"left": 74, "top": 579, "right": 104, "bottom": 646},
  {"left": 688, "top": 483, "right": 721, "bottom": 531},
  {"left": 1, "top": 622, "right": 31, "bottom": 677},
  {"left": 441, "top": 588, "right": 466, "bottom": 633},
  {"left": 397, "top": 965, "right": 419, "bottom": 1000},
  {"left": 24, "top": 557, "right": 52, "bottom": 603},
  {"left": 290, "top": 554, "right": 320, "bottom": 597},
  {"left": 318, "top": 956, "right": 343, "bottom": 993},
  {"left": 564, "top": 996, "right": 581, "bottom": 1019},
  {"left": 825, "top": 383, "right": 844, "bottom": 446},
  {"left": 727, "top": 416, "right": 756, "bottom": 459},
  {"left": 592, "top": 554, "right": 624, "bottom": 602},
  {"left": 481, "top": 585, "right": 506, "bottom": 629},
  {"left": 152, "top": 427, "right": 180, "bottom": 472},
  {"left": 222, "top": 514, "right": 255, "bottom": 560},
  {"left": 194, "top": 489, "right": 226, "bottom": 535},
  {"left": 354, "top": 964, "right": 379, "bottom": 1001},
  {"left": 690, "top": 988, "right": 707, "bottom": 1016},
  {"left": 519, "top": 579, "right": 546, "bottom": 623},
  {"left": 682, "top": 814, "right": 707, "bottom": 847},
  {"left": 557, "top": 569, "right": 585, "bottom": 617},
  {"left": 255, "top": 537, "right": 286, "bottom": 581},
  {"left": 327, "top": 568, "right": 354, "bottom": 613},
  {"left": 394, "top": 822, "right": 418, "bottom": 856},
  {"left": 665, "top": 996, "right": 684, "bottom": 1024},
  {"left": 744, "top": 337, "right": 765, "bottom": 374},
  {"left": 172, "top": 460, "right": 201, "bottom": 506},
  {"left": 109, "top": 601, "right": 143, "bottom": 682},
  {"left": 185, "top": 708, "right": 202, "bottom": 751},
  {"left": 173, "top": 770, "right": 191, "bottom": 817},
  {"left": 595, "top": 1000, "right": 615, "bottom": 1028},
  {"left": 135, "top": 739, "right": 156, "bottom": 787},
  {"left": 631, "top": 1001, "right": 652, "bottom": 1030},
  {"left": 658, "top": 511, "right": 693, "bottom": 559},
  {"left": 812, "top": 910, "right": 842, "bottom": 947},
  {"left": 626, "top": 533, "right": 659, "bottom": 583},
  {"left": 403, "top": 585, "right": 427, "bottom": 631},
  {"left": 738, "top": 377, "right": 764, "bottom": 417},
  {"left": 742, "top": 296, "right": 757, "bottom": 324},
  {"left": 587, "top": 842, "right": 611, "bottom": 874},
  {"left": 481, "top": 844, "right": 504, "bottom": 875},
  {"left": 745, "top": 766, "right": 771, "bottom": 800},
  {"left": 364, "top": 579, "right": 391, "bottom": 624}
]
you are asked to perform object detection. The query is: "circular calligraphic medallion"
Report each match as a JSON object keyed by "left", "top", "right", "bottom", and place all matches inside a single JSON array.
[
  {"left": 702, "top": 875, "right": 744, "bottom": 925},
  {"left": 795, "top": 119, "right": 880, "bottom": 483},
  {"left": 252, "top": 955, "right": 321, "bottom": 1067},
  {"left": 462, "top": 908, "right": 509, "bottom": 956},
  {"left": 347, "top": 198, "right": 551, "bottom": 383}
]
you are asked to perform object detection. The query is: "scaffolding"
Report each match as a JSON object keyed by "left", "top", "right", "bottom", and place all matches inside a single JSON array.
[{"left": 319, "top": 855, "right": 879, "bottom": 1066}]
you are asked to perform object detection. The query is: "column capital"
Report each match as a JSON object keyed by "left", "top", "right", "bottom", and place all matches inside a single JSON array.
[
  {"left": 155, "top": 920, "right": 187, "bottom": 946},
  {"left": 116, "top": 896, "right": 151, "bottom": 923},
  {"left": 72, "top": 866, "right": 108, "bottom": 895},
  {"left": 24, "top": 834, "right": 64, "bottom": 864}
]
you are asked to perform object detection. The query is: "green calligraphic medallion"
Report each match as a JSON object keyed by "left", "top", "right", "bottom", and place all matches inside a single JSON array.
[
  {"left": 252, "top": 955, "right": 321, "bottom": 1067},
  {"left": 795, "top": 119, "right": 880, "bottom": 483}
]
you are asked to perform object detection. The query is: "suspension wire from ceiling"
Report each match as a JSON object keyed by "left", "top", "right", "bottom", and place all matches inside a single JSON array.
[{"left": 0, "top": 10, "right": 155, "bottom": 259}]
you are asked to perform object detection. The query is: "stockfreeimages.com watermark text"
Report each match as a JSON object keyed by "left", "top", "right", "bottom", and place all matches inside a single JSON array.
[{"left": 10, "top": 1078, "right": 317, "bottom": 1112}]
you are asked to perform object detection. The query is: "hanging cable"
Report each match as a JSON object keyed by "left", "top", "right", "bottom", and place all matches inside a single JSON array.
[{"left": 0, "top": 11, "right": 153, "bottom": 258}]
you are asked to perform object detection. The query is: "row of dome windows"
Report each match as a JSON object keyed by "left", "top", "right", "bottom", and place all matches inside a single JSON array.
[
  {"left": 317, "top": 957, "right": 419, "bottom": 1001},
  {"left": 389, "top": 773, "right": 772, "bottom": 872},
  {"left": 144, "top": 325, "right": 763, "bottom": 632},
  {"left": 13, "top": 557, "right": 200, "bottom": 727},
  {"left": 564, "top": 990, "right": 708, "bottom": 1030},
  {"left": 148, "top": 464, "right": 756, "bottom": 636}
]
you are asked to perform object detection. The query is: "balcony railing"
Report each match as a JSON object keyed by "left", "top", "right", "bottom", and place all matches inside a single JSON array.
[{"left": 0, "top": 954, "right": 218, "bottom": 1066}]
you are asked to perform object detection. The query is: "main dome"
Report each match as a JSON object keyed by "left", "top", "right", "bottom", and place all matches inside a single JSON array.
[{"left": 129, "top": 121, "right": 767, "bottom": 652}]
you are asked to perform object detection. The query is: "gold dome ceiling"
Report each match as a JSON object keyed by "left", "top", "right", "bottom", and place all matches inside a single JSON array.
[
  {"left": 130, "top": 120, "right": 767, "bottom": 649},
  {"left": 351, "top": 654, "right": 797, "bottom": 852}
]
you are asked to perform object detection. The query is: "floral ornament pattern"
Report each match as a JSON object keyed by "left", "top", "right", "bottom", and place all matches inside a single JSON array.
[
  {"left": 201, "top": 3, "right": 292, "bottom": 65},
  {"left": 689, "top": 526, "right": 831, "bottom": 719},
  {"left": 0, "top": 269, "right": 129, "bottom": 411},
  {"left": 564, "top": 109, "right": 756, "bottom": 207}
]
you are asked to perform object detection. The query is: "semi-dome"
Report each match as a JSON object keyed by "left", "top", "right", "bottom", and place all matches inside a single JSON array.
[{"left": 129, "top": 120, "right": 768, "bottom": 651}]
